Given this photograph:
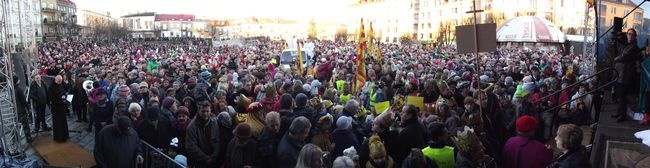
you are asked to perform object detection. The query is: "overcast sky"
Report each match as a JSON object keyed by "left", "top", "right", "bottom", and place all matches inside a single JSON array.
[{"left": 75, "top": 0, "right": 355, "bottom": 20}]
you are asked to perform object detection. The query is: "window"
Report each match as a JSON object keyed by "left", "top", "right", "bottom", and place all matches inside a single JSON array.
[
  {"left": 429, "top": 33, "right": 433, "bottom": 38},
  {"left": 599, "top": 5, "right": 606, "bottom": 15},
  {"left": 385, "top": 37, "right": 390, "bottom": 43},
  {"left": 611, "top": 7, "right": 616, "bottom": 14},
  {"left": 624, "top": 10, "right": 629, "bottom": 16},
  {"left": 452, "top": 8, "right": 457, "bottom": 14},
  {"left": 635, "top": 13, "right": 643, "bottom": 21}
]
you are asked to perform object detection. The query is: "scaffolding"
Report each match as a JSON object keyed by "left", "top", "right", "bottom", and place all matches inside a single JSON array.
[{"left": 0, "top": 0, "right": 37, "bottom": 157}]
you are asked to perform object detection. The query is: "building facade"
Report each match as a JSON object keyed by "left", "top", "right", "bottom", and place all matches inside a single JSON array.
[
  {"left": 77, "top": 10, "right": 118, "bottom": 38},
  {"left": 347, "top": 0, "right": 414, "bottom": 43},
  {"left": 409, "top": 0, "right": 615, "bottom": 42},
  {"left": 40, "top": 0, "right": 77, "bottom": 39},
  {"left": 121, "top": 12, "right": 156, "bottom": 38},
  {"left": 598, "top": 0, "right": 644, "bottom": 32},
  {"left": 154, "top": 14, "right": 195, "bottom": 38},
  {"left": 222, "top": 17, "right": 308, "bottom": 40}
]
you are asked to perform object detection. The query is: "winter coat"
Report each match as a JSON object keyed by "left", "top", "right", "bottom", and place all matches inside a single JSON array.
[
  {"left": 396, "top": 117, "right": 427, "bottom": 162},
  {"left": 278, "top": 109, "right": 296, "bottom": 136},
  {"left": 332, "top": 129, "right": 360, "bottom": 159},
  {"left": 550, "top": 148, "right": 591, "bottom": 168},
  {"left": 225, "top": 138, "right": 257, "bottom": 168},
  {"left": 256, "top": 127, "right": 282, "bottom": 168},
  {"left": 502, "top": 135, "right": 553, "bottom": 168},
  {"left": 216, "top": 124, "right": 234, "bottom": 166},
  {"left": 94, "top": 124, "right": 142, "bottom": 168},
  {"left": 71, "top": 82, "right": 89, "bottom": 109},
  {"left": 135, "top": 120, "right": 173, "bottom": 149},
  {"left": 29, "top": 81, "right": 48, "bottom": 107},
  {"left": 91, "top": 100, "right": 115, "bottom": 128},
  {"left": 455, "top": 153, "right": 477, "bottom": 168},
  {"left": 294, "top": 105, "right": 316, "bottom": 125},
  {"left": 185, "top": 117, "right": 220, "bottom": 168},
  {"left": 276, "top": 133, "right": 304, "bottom": 168},
  {"left": 310, "top": 129, "right": 333, "bottom": 152},
  {"left": 171, "top": 120, "right": 189, "bottom": 155},
  {"left": 365, "top": 156, "right": 395, "bottom": 168}
]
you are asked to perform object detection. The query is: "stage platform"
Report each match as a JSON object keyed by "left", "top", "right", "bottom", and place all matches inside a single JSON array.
[{"left": 591, "top": 95, "right": 650, "bottom": 168}]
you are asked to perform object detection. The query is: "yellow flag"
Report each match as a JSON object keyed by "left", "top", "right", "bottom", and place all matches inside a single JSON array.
[
  {"left": 296, "top": 40, "right": 303, "bottom": 76},
  {"left": 283, "top": 40, "right": 288, "bottom": 50},
  {"left": 376, "top": 40, "right": 381, "bottom": 62}
]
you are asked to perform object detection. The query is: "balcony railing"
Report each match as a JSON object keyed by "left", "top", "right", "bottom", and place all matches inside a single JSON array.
[{"left": 41, "top": 7, "right": 56, "bottom": 12}]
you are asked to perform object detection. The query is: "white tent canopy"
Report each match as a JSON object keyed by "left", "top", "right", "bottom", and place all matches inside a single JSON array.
[{"left": 496, "top": 16, "right": 566, "bottom": 43}]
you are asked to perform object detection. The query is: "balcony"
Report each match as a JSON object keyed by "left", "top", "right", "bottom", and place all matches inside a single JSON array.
[
  {"left": 42, "top": 7, "right": 56, "bottom": 13},
  {"left": 43, "top": 18, "right": 62, "bottom": 25}
]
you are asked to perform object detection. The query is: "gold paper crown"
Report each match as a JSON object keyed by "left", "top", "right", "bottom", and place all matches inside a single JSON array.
[{"left": 452, "top": 126, "right": 481, "bottom": 153}]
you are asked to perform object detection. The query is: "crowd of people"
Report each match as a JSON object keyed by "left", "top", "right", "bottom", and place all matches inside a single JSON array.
[{"left": 23, "top": 33, "right": 631, "bottom": 168}]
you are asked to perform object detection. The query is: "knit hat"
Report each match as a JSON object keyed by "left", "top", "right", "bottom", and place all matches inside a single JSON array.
[
  {"left": 162, "top": 97, "right": 176, "bottom": 109},
  {"left": 118, "top": 85, "right": 130, "bottom": 96},
  {"left": 368, "top": 135, "right": 387, "bottom": 159},
  {"left": 295, "top": 93, "right": 308, "bottom": 107},
  {"left": 233, "top": 123, "right": 252, "bottom": 139},
  {"left": 200, "top": 71, "right": 211, "bottom": 80},
  {"left": 139, "top": 82, "right": 149, "bottom": 88},
  {"left": 95, "top": 88, "right": 107, "bottom": 96},
  {"left": 336, "top": 116, "right": 353, "bottom": 131},
  {"left": 516, "top": 115, "right": 538, "bottom": 133},
  {"left": 176, "top": 106, "right": 189, "bottom": 116}
]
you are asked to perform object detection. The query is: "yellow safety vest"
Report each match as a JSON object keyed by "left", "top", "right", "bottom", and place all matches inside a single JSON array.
[
  {"left": 340, "top": 94, "right": 351, "bottom": 105},
  {"left": 336, "top": 80, "right": 345, "bottom": 93},
  {"left": 369, "top": 91, "right": 378, "bottom": 107},
  {"left": 422, "top": 146, "right": 455, "bottom": 168}
]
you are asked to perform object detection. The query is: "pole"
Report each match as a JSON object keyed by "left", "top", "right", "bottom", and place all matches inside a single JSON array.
[{"left": 469, "top": 0, "right": 484, "bottom": 119}]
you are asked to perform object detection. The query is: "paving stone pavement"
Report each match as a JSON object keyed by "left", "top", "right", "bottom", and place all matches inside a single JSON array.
[{"left": 23, "top": 113, "right": 95, "bottom": 166}]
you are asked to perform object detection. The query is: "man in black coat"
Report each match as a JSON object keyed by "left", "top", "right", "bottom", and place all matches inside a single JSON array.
[
  {"left": 256, "top": 112, "right": 282, "bottom": 168},
  {"left": 94, "top": 116, "right": 143, "bottom": 168},
  {"left": 71, "top": 74, "right": 89, "bottom": 122},
  {"left": 29, "top": 75, "right": 50, "bottom": 132},
  {"left": 276, "top": 117, "right": 311, "bottom": 168},
  {"left": 395, "top": 104, "right": 427, "bottom": 164}
]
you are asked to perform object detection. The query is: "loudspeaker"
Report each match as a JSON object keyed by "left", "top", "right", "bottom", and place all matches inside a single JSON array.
[{"left": 613, "top": 17, "right": 623, "bottom": 33}]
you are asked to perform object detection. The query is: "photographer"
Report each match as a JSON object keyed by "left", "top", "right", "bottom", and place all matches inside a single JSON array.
[{"left": 611, "top": 29, "right": 641, "bottom": 122}]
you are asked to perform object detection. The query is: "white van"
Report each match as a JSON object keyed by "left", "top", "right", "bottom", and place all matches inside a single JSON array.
[{"left": 280, "top": 49, "right": 311, "bottom": 71}]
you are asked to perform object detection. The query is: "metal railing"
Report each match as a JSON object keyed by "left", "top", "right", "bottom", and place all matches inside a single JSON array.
[
  {"left": 140, "top": 140, "right": 186, "bottom": 168},
  {"left": 538, "top": 68, "right": 618, "bottom": 114}
]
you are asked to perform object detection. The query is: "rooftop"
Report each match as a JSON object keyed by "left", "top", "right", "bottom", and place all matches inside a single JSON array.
[
  {"left": 56, "top": 0, "right": 76, "bottom": 7},
  {"left": 121, "top": 12, "right": 156, "bottom": 18},
  {"left": 155, "top": 14, "right": 195, "bottom": 21}
]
